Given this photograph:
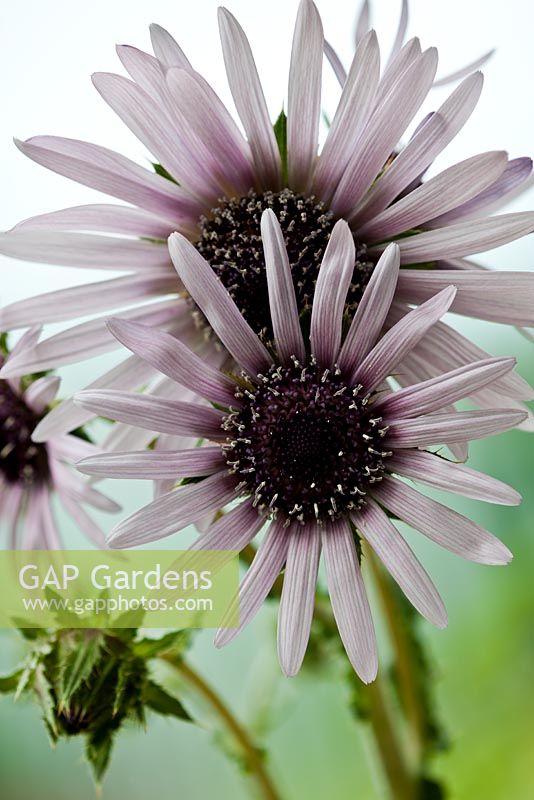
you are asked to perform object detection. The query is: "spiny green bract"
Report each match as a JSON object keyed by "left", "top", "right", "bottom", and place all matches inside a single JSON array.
[{"left": 0, "top": 627, "right": 192, "bottom": 784}]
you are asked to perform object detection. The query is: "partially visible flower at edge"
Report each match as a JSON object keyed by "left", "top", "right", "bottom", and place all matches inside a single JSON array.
[
  {"left": 0, "top": 0, "right": 533, "bottom": 453},
  {"left": 324, "top": 0, "right": 496, "bottom": 89},
  {"left": 75, "top": 212, "right": 525, "bottom": 681},
  {"left": 0, "top": 330, "right": 119, "bottom": 547}
]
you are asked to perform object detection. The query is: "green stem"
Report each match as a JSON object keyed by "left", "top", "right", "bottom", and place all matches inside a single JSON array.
[
  {"left": 366, "top": 547, "right": 427, "bottom": 766},
  {"left": 364, "top": 675, "right": 419, "bottom": 800},
  {"left": 160, "top": 654, "right": 281, "bottom": 800}
]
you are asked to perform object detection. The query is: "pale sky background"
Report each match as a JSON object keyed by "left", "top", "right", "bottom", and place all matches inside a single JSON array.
[{"left": 0, "top": 0, "right": 533, "bottom": 393}]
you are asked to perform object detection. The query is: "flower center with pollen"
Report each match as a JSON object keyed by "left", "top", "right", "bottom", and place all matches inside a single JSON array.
[
  {"left": 0, "top": 371, "right": 50, "bottom": 486},
  {"left": 195, "top": 189, "right": 375, "bottom": 340},
  {"left": 222, "top": 360, "right": 391, "bottom": 524}
]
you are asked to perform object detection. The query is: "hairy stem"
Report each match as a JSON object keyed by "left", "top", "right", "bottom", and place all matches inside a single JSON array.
[
  {"left": 366, "top": 547, "right": 427, "bottom": 766},
  {"left": 160, "top": 654, "right": 281, "bottom": 800},
  {"left": 364, "top": 675, "right": 419, "bottom": 800}
]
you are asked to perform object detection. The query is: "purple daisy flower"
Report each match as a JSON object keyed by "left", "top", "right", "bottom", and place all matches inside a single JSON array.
[
  {"left": 0, "top": 330, "right": 119, "bottom": 548},
  {"left": 0, "top": 0, "right": 533, "bottom": 448},
  {"left": 75, "top": 211, "right": 524, "bottom": 681}
]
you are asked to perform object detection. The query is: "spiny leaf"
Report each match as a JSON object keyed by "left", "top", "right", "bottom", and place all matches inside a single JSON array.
[
  {"left": 9, "top": 621, "right": 47, "bottom": 639},
  {"left": 42, "top": 586, "right": 80, "bottom": 627},
  {"left": 134, "top": 630, "right": 191, "bottom": 660},
  {"left": 143, "top": 680, "right": 192, "bottom": 722},
  {"left": 33, "top": 664, "right": 59, "bottom": 742},
  {"left": 273, "top": 110, "right": 288, "bottom": 185},
  {"left": 113, "top": 657, "right": 139, "bottom": 718},
  {"left": 0, "top": 671, "right": 23, "bottom": 694},
  {"left": 57, "top": 632, "right": 103, "bottom": 710},
  {"left": 86, "top": 727, "right": 115, "bottom": 784}
]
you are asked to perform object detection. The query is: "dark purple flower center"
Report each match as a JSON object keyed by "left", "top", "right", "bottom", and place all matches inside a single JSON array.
[
  {"left": 222, "top": 360, "right": 390, "bottom": 524},
  {"left": 0, "top": 368, "right": 50, "bottom": 486},
  {"left": 195, "top": 189, "right": 374, "bottom": 341}
]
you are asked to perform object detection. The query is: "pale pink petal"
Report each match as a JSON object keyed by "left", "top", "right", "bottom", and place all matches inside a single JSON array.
[
  {"left": 427, "top": 157, "right": 533, "bottom": 227},
  {"left": 92, "top": 71, "right": 217, "bottom": 201},
  {"left": 387, "top": 408, "right": 526, "bottom": 447},
  {"left": 374, "top": 476, "right": 513, "bottom": 565},
  {"left": 377, "top": 357, "right": 516, "bottom": 418},
  {"left": 32, "top": 354, "right": 157, "bottom": 442},
  {"left": 469, "top": 389, "right": 534, "bottom": 433},
  {"left": 287, "top": 0, "right": 323, "bottom": 191},
  {"left": 322, "top": 519, "right": 378, "bottom": 681},
  {"left": 50, "top": 458, "right": 121, "bottom": 513},
  {"left": 168, "top": 232, "right": 272, "bottom": 375},
  {"left": 278, "top": 523, "right": 321, "bottom": 677},
  {"left": 0, "top": 273, "right": 177, "bottom": 330},
  {"left": 218, "top": 8, "right": 281, "bottom": 187},
  {"left": 388, "top": 449, "right": 521, "bottom": 505},
  {"left": 107, "top": 318, "right": 236, "bottom": 406},
  {"left": 0, "top": 300, "right": 179, "bottom": 375},
  {"left": 57, "top": 493, "right": 107, "bottom": 548},
  {"left": 388, "top": 0, "right": 409, "bottom": 62},
  {"left": 355, "top": 0, "right": 370, "bottom": 46},
  {"left": 351, "top": 73, "right": 484, "bottom": 227},
  {"left": 378, "top": 212, "right": 534, "bottom": 265},
  {"left": 388, "top": 305, "right": 534, "bottom": 401},
  {"left": 373, "top": 37, "right": 421, "bottom": 109},
  {"left": 150, "top": 24, "right": 192, "bottom": 68},
  {"left": 360, "top": 151, "right": 508, "bottom": 242},
  {"left": 314, "top": 31, "right": 380, "bottom": 199},
  {"left": 116, "top": 44, "right": 168, "bottom": 100},
  {"left": 74, "top": 389, "right": 225, "bottom": 440},
  {"left": 14, "top": 135, "right": 199, "bottom": 220},
  {"left": 215, "top": 519, "right": 290, "bottom": 647},
  {"left": 165, "top": 67, "right": 255, "bottom": 197},
  {"left": 396, "top": 268, "right": 534, "bottom": 327},
  {"left": 77, "top": 447, "right": 225, "bottom": 480},
  {"left": 261, "top": 209, "right": 306, "bottom": 364},
  {"left": 310, "top": 220, "right": 355, "bottom": 366},
  {"left": 332, "top": 48, "right": 438, "bottom": 217},
  {"left": 338, "top": 243, "right": 400, "bottom": 376},
  {"left": 0, "top": 229, "right": 169, "bottom": 271},
  {"left": 23, "top": 375, "right": 60, "bottom": 415},
  {"left": 13, "top": 203, "right": 180, "bottom": 239},
  {"left": 324, "top": 40, "right": 347, "bottom": 86},
  {"left": 352, "top": 286, "right": 456, "bottom": 391},
  {"left": 107, "top": 471, "right": 237, "bottom": 548},
  {"left": 353, "top": 500, "right": 448, "bottom": 628},
  {"left": 190, "top": 497, "right": 264, "bottom": 552},
  {"left": 433, "top": 49, "right": 494, "bottom": 87},
  {"left": 7, "top": 326, "right": 42, "bottom": 359}
]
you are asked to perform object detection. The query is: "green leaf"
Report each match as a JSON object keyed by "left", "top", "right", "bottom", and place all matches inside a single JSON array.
[
  {"left": 0, "top": 332, "right": 8, "bottom": 356},
  {"left": 143, "top": 680, "right": 192, "bottom": 722},
  {"left": 33, "top": 664, "right": 59, "bottom": 742},
  {"left": 420, "top": 778, "right": 446, "bottom": 799},
  {"left": 86, "top": 727, "right": 115, "bottom": 784},
  {"left": 112, "top": 657, "right": 138, "bottom": 718},
  {"left": 57, "top": 632, "right": 103, "bottom": 710},
  {"left": 273, "top": 110, "right": 288, "bottom": 185},
  {"left": 10, "top": 620, "right": 48, "bottom": 639},
  {"left": 134, "top": 630, "right": 191, "bottom": 660},
  {"left": 152, "top": 162, "right": 179, "bottom": 184},
  {"left": 0, "top": 671, "right": 23, "bottom": 694},
  {"left": 42, "top": 586, "right": 80, "bottom": 627}
]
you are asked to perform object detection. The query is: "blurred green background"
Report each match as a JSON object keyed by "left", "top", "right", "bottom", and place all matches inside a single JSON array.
[{"left": 0, "top": 323, "right": 533, "bottom": 800}]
